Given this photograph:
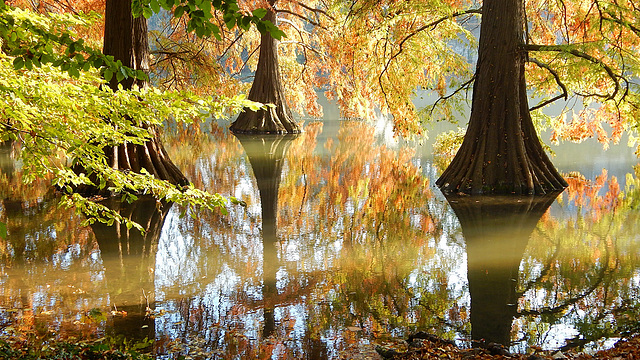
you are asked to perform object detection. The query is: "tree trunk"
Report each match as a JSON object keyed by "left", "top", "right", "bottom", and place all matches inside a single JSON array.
[
  {"left": 436, "top": 0, "right": 567, "bottom": 195},
  {"left": 230, "top": 1, "right": 301, "bottom": 134},
  {"left": 100, "top": 0, "right": 188, "bottom": 189}
]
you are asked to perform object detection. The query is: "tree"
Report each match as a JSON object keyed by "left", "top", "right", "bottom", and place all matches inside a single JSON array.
[
  {"left": 282, "top": 0, "right": 637, "bottom": 194},
  {"left": 0, "top": 1, "right": 266, "bottom": 229},
  {"left": 436, "top": 0, "right": 568, "bottom": 195},
  {"left": 432, "top": 0, "right": 638, "bottom": 194},
  {"left": 99, "top": 0, "right": 189, "bottom": 188},
  {"left": 230, "top": 1, "right": 301, "bottom": 134}
]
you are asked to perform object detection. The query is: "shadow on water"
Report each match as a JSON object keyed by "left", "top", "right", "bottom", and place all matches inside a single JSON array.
[
  {"left": 234, "top": 133, "right": 329, "bottom": 358},
  {"left": 445, "top": 192, "right": 562, "bottom": 348}
]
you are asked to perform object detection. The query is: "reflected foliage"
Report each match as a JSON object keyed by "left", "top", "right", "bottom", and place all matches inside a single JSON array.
[{"left": 0, "top": 121, "right": 640, "bottom": 358}]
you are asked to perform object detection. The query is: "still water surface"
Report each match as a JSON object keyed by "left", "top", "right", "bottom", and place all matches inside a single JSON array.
[{"left": 0, "top": 117, "right": 639, "bottom": 359}]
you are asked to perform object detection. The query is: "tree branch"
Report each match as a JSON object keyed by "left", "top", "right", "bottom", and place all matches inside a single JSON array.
[
  {"left": 379, "top": 9, "right": 481, "bottom": 108},
  {"left": 276, "top": 9, "right": 327, "bottom": 30},
  {"left": 601, "top": 13, "right": 640, "bottom": 37},
  {"left": 527, "top": 57, "right": 569, "bottom": 111},
  {"left": 393, "top": 9, "right": 481, "bottom": 60},
  {"left": 523, "top": 44, "right": 621, "bottom": 101},
  {"left": 291, "top": 1, "right": 335, "bottom": 21},
  {"left": 216, "top": 32, "right": 245, "bottom": 62},
  {"left": 427, "top": 76, "right": 475, "bottom": 118}
]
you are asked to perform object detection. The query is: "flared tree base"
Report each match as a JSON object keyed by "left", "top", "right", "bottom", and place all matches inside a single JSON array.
[
  {"left": 73, "top": 126, "right": 188, "bottom": 196},
  {"left": 230, "top": 106, "right": 301, "bottom": 134}
]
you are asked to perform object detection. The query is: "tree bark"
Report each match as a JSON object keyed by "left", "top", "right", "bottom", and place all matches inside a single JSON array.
[
  {"left": 436, "top": 0, "right": 567, "bottom": 195},
  {"left": 99, "top": 0, "right": 188, "bottom": 189},
  {"left": 230, "top": 1, "right": 301, "bottom": 134}
]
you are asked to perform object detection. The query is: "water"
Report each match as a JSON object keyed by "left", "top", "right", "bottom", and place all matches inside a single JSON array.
[{"left": 0, "top": 116, "right": 639, "bottom": 359}]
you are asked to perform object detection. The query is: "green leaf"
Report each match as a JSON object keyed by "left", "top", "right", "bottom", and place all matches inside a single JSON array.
[
  {"left": 211, "top": 26, "right": 221, "bottom": 40},
  {"left": 200, "top": 0, "right": 212, "bottom": 17},
  {"left": 136, "top": 69, "right": 148, "bottom": 80},
  {"left": 223, "top": 12, "right": 236, "bottom": 29},
  {"left": 240, "top": 16, "right": 251, "bottom": 30},
  {"left": 12, "top": 56, "right": 24, "bottom": 70},
  {"left": 160, "top": 0, "right": 174, "bottom": 10},
  {"left": 150, "top": 0, "right": 160, "bottom": 14},
  {"left": 174, "top": 5, "right": 185, "bottom": 18},
  {"left": 252, "top": 8, "right": 267, "bottom": 19},
  {"left": 264, "top": 20, "right": 286, "bottom": 40},
  {"left": 104, "top": 68, "right": 114, "bottom": 81},
  {"left": 142, "top": 7, "right": 153, "bottom": 19},
  {"left": 195, "top": 25, "right": 205, "bottom": 38},
  {"left": 68, "top": 66, "right": 80, "bottom": 78}
]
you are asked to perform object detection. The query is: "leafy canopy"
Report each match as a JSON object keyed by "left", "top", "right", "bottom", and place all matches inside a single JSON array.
[
  {"left": 132, "top": 0, "right": 285, "bottom": 39},
  {"left": 0, "top": 0, "right": 263, "bottom": 232}
]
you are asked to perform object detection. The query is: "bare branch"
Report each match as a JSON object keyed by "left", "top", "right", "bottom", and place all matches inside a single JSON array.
[
  {"left": 279, "top": 40, "right": 322, "bottom": 56},
  {"left": 292, "top": 0, "right": 335, "bottom": 21},
  {"left": 277, "top": 9, "right": 328, "bottom": 30},
  {"left": 217, "top": 32, "right": 245, "bottom": 61},
  {"left": 390, "top": 8, "right": 481, "bottom": 68},
  {"left": 427, "top": 76, "right": 475, "bottom": 118}
]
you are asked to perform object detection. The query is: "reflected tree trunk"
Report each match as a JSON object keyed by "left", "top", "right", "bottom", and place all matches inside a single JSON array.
[
  {"left": 229, "top": 0, "right": 301, "bottom": 134},
  {"left": 91, "top": 196, "right": 172, "bottom": 344},
  {"left": 235, "top": 134, "right": 297, "bottom": 338},
  {"left": 445, "top": 193, "right": 560, "bottom": 347},
  {"left": 0, "top": 141, "right": 14, "bottom": 180}
]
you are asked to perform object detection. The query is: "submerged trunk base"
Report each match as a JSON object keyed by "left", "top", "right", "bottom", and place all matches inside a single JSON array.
[
  {"left": 73, "top": 125, "right": 188, "bottom": 196},
  {"left": 231, "top": 107, "right": 301, "bottom": 134}
]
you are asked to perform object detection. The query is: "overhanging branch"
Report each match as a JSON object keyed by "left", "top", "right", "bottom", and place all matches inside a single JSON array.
[
  {"left": 385, "top": 8, "right": 482, "bottom": 73},
  {"left": 523, "top": 43, "right": 621, "bottom": 101},
  {"left": 277, "top": 9, "right": 328, "bottom": 30},
  {"left": 527, "top": 57, "right": 569, "bottom": 111},
  {"left": 292, "top": 1, "right": 335, "bottom": 21},
  {"left": 427, "top": 76, "right": 475, "bottom": 118},
  {"left": 379, "top": 9, "right": 481, "bottom": 108}
]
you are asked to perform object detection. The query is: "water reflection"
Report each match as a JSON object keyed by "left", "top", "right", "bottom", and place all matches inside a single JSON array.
[
  {"left": 446, "top": 193, "right": 560, "bottom": 347},
  {"left": 234, "top": 133, "right": 295, "bottom": 339},
  {"left": 0, "top": 120, "right": 639, "bottom": 358},
  {"left": 91, "top": 197, "right": 172, "bottom": 343}
]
